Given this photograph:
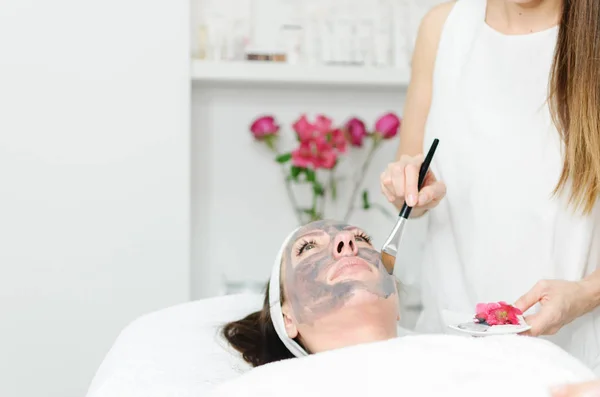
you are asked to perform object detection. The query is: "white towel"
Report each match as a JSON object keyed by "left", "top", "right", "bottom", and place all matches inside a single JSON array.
[{"left": 208, "top": 334, "right": 597, "bottom": 397}]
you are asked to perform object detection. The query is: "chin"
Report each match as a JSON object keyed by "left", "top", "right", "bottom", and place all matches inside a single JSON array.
[
  {"left": 344, "top": 289, "right": 392, "bottom": 306},
  {"left": 320, "top": 290, "right": 399, "bottom": 329}
]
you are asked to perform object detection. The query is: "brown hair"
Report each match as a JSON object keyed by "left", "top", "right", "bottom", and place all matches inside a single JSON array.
[
  {"left": 550, "top": 0, "right": 600, "bottom": 214},
  {"left": 222, "top": 282, "right": 301, "bottom": 367}
]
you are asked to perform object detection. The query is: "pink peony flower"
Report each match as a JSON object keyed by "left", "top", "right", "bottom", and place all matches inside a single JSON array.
[
  {"left": 288, "top": 114, "right": 345, "bottom": 169},
  {"left": 475, "top": 301, "right": 522, "bottom": 326},
  {"left": 290, "top": 142, "right": 313, "bottom": 168},
  {"left": 345, "top": 117, "right": 367, "bottom": 147},
  {"left": 330, "top": 128, "right": 347, "bottom": 153},
  {"left": 314, "top": 114, "right": 333, "bottom": 134},
  {"left": 291, "top": 140, "right": 337, "bottom": 170},
  {"left": 293, "top": 114, "right": 317, "bottom": 142},
  {"left": 250, "top": 115, "right": 279, "bottom": 139},
  {"left": 315, "top": 149, "right": 337, "bottom": 169},
  {"left": 375, "top": 112, "right": 401, "bottom": 139}
]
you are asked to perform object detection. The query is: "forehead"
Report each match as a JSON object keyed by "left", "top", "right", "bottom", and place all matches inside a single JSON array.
[{"left": 291, "top": 220, "right": 355, "bottom": 240}]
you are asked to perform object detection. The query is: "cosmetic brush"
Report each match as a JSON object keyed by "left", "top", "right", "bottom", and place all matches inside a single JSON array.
[{"left": 381, "top": 138, "right": 439, "bottom": 274}]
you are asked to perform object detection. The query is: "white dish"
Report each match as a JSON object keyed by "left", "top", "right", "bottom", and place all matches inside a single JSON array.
[{"left": 448, "top": 315, "right": 531, "bottom": 336}]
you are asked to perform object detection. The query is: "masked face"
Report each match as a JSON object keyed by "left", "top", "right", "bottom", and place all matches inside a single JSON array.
[{"left": 283, "top": 220, "right": 397, "bottom": 325}]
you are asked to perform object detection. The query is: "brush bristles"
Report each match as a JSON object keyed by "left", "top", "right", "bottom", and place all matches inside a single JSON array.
[{"left": 381, "top": 251, "right": 395, "bottom": 275}]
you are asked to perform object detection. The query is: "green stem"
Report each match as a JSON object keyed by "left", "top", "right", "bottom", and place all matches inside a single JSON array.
[
  {"left": 311, "top": 183, "right": 319, "bottom": 221},
  {"left": 343, "top": 139, "right": 382, "bottom": 222},
  {"left": 328, "top": 169, "right": 336, "bottom": 200},
  {"left": 319, "top": 170, "right": 334, "bottom": 220},
  {"left": 283, "top": 166, "right": 304, "bottom": 224},
  {"left": 269, "top": 146, "right": 303, "bottom": 225}
]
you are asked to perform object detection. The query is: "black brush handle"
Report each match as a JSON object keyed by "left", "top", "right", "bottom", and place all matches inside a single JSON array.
[{"left": 399, "top": 138, "right": 439, "bottom": 219}]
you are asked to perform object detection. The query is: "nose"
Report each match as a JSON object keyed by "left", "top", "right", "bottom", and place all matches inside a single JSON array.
[{"left": 332, "top": 231, "right": 358, "bottom": 258}]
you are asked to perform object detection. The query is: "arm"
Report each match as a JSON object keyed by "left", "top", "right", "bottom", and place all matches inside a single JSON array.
[
  {"left": 515, "top": 269, "right": 600, "bottom": 336},
  {"left": 580, "top": 269, "right": 600, "bottom": 313},
  {"left": 396, "top": 1, "right": 455, "bottom": 160},
  {"left": 385, "top": 2, "right": 455, "bottom": 216}
]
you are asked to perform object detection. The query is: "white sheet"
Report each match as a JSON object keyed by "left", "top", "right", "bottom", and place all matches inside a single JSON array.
[
  {"left": 208, "top": 334, "right": 597, "bottom": 397},
  {"left": 86, "top": 293, "right": 263, "bottom": 397}
]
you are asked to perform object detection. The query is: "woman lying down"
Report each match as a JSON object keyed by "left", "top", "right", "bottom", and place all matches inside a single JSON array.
[{"left": 211, "top": 221, "right": 597, "bottom": 397}]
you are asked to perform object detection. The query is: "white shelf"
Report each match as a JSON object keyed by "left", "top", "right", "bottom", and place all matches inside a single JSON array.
[{"left": 191, "top": 60, "right": 410, "bottom": 88}]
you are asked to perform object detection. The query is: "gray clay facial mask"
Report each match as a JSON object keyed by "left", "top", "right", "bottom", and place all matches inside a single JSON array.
[{"left": 284, "top": 220, "right": 396, "bottom": 324}]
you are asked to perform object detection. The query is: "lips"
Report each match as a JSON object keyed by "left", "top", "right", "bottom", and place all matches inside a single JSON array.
[{"left": 327, "top": 257, "right": 373, "bottom": 283}]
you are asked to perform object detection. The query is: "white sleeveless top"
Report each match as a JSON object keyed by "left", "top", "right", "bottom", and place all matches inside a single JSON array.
[{"left": 418, "top": 0, "right": 600, "bottom": 373}]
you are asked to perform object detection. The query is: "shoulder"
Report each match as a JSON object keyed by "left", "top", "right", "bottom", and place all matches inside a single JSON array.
[
  {"left": 424, "top": 1, "right": 456, "bottom": 25},
  {"left": 411, "top": 1, "right": 456, "bottom": 70},
  {"left": 417, "top": 1, "right": 456, "bottom": 45}
]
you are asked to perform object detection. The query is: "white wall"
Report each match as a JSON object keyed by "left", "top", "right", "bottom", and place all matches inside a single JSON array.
[{"left": 0, "top": 2, "right": 190, "bottom": 397}]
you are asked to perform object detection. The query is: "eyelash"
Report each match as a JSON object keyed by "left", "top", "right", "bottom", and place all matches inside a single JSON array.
[
  {"left": 296, "top": 240, "right": 316, "bottom": 256},
  {"left": 295, "top": 232, "right": 372, "bottom": 256},
  {"left": 355, "top": 232, "right": 372, "bottom": 243}
]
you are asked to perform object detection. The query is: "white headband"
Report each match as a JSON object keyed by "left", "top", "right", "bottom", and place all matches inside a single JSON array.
[{"left": 268, "top": 227, "right": 309, "bottom": 358}]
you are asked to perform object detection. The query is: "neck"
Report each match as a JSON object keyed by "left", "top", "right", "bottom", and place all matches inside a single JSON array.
[
  {"left": 487, "top": 0, "right": 562, "bottom": 34},
  {"left": 301, "top": 303, "right": 398, "bottom": 353}
]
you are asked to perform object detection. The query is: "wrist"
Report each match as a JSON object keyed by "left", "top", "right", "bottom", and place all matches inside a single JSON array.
[{"left": 578, "top": 275, "right": 600, "bottom": 314}]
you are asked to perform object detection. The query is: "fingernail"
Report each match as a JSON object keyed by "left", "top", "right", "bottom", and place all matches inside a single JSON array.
[{"left": 407, "top": 194, "right": 416, "bottom": 206}]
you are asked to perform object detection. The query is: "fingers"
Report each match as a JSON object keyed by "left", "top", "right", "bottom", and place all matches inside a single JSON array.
[
  {"left": 392, "top": 155, "right": 423, "bottom": 207},
  {"left": 514, "top": 281, "right": 547, "bottom": 336},
  {"left": 380, "top": 171, "right": 396, "bottom": 203},
  {"left": 380, "top": 154, "right": 427, "bottom": 207},
  {"left": 525, "top": 305, "right": 562, "bottom": 336},
  {"left": 518, "top": 283, "right": 561, "bottom": 337},
  {"left": 380, "top": 159, "right": 406, "bottom": 204},
  {"left": 388, "top": 161, "right": 406, "bottom": 203},
  {"left": 520, "top": 313, "right": 542, "bottom": 337},
  {"left": 550, "top": 380, "right": 600, "bottom": 397},
  {"left": 404, "top": 162, "right": 419, "bottom": 206},
  {"left": 417, "top": 180, "right": 447, "bottom": 207},
  {"left": 514, "top": 280, "right": 547, "bottom": 313}
]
